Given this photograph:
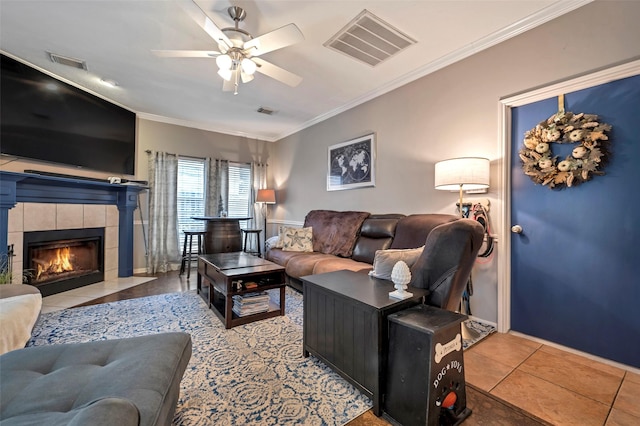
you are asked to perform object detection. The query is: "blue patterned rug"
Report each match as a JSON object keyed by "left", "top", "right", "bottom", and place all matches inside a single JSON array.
[{"left": 28, "top": 288, "right": 494, "bottom": 425}]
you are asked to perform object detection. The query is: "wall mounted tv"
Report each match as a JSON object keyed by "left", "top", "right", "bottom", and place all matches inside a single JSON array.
[{"left": 1, "top": 54, "right": 136, "bottom": 175}]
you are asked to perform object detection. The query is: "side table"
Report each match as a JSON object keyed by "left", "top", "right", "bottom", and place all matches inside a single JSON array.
[{"left": 301, "top": 270, "right": 428, "bottom": 416}]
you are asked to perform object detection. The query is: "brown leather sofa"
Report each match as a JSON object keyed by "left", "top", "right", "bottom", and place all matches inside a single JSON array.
[{"left": 265, "top": 210, "right": 484, "bottom": 305}]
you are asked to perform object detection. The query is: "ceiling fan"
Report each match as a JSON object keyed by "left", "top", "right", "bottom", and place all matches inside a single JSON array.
[{"left": 153, "top": 1, "right": 304, "bottom": 95}]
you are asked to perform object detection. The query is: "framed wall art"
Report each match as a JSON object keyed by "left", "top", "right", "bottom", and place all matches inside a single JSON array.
[{"left": 327, "top": 133, "right": 376, "bottom": 191}]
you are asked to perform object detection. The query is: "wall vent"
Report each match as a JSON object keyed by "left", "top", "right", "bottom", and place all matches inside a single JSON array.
[
  {"left": 257, "top": 106, "right": 276, "bottom": 115},
  {"left": 47, "top": 52, "right": 88, "bottom": 70},
  {"left": 324, "top": 9, "right": 416, "bottom": 67}
]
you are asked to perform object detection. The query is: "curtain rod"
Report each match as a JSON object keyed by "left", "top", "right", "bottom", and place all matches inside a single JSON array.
[{"left": 145, "top": 150, "right": 264, "bottom": 166}]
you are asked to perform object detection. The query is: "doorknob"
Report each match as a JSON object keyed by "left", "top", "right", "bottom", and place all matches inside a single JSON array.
[{"left": 511, "top": 225, "right": 523, "bottom": 234}]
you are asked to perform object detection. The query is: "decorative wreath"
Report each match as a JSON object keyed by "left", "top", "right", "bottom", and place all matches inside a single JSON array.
[{"left": 519, "top": 111, "right": 612, "bottom": 189}]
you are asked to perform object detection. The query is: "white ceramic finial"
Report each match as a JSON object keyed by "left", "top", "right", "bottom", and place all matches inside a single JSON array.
[{"left": 389, "top": 261, "right": 413, "bottom": 300}]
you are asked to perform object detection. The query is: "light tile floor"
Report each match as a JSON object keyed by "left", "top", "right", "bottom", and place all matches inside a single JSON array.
[
  {"left": 465, "top": 333, "right": 640, "bottom": 425},
  {"left": 41, "top": 276, "right": 155, "bottom": 313}
]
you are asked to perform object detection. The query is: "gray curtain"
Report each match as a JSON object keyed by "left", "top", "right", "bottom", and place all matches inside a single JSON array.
[
  {"left": 206, "top": 158, "right": 229, "bottom": 216},
  {"left": 251, "top": 162, "right": 268, "bottom": 253},
  {"left": 147, "top": 151, "right": 180, "bottom": 273}
]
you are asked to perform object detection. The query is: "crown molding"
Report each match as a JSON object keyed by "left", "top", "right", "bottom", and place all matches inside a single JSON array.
[
  {"left": 136, "top": 112, "right": 277, "bottom": 142},
  {"left": 273, "top": 0, "right": 593, "bottom": 141}
]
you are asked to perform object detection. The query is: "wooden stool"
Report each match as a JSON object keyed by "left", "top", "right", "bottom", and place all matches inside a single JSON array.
[
  {"left": 180, "top": 230, "right": 206, "bottom": 279},
  {"left": 241, "top": 229, "right": 262, "bottom": 256}
]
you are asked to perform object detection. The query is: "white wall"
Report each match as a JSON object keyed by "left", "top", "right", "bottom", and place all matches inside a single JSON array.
[{"left": 270, "top": 1, "right": 640, "bottom": 322}]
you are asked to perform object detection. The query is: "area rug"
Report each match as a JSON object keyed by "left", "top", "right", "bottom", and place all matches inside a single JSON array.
[{"left": 28, "top": 288, "right": 495, "bottom": 425}]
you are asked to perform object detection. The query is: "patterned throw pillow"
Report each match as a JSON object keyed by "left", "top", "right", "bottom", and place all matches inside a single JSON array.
[
  {"left": 369, "top": 246, "right": 424, "bottom": 280},
  {"left": 273, "top": 225, "right": 289, "bottom": 249},
  {"left": 281, "top": 227, "right": 314, "bottom": 252}
]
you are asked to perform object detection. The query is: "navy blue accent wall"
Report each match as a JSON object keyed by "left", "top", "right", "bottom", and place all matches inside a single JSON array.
[{"left": 510, "top": 74, "right": 640, "bottom": 367}]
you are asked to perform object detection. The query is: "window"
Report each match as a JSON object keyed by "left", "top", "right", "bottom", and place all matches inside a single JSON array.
[
  {"left": 176, "top": 158, "right": 252, "bottom": 253},
  {"left": 177, "top": 158, "right": 206, "bottom": 253},
  {"left": 227, "top": 162, "right": 252, "bottom": 222}
]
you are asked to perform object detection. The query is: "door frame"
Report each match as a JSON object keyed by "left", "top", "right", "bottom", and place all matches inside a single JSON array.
[{"left": 497, "top": 58, "right": 640, "bottom": 333}]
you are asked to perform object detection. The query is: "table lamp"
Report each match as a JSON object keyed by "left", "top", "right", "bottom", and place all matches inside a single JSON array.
[{"left": 434, "top": 157, "right": 490, "bottom": 218}]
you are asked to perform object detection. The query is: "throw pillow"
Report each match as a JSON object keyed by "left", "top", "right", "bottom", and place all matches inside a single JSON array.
[
  {"left": 281, "top": 227, "right": 314, "bottom": 252},
  {"left": 369, "top": 246, "right": 424, "bottom": 280},
  {"left": 273, "top": 225, "right": 298, "bottom": 249}
]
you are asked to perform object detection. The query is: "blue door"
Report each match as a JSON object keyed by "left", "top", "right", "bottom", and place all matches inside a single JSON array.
[{"left": 510, "top": 74, "right": 640, "bottom": 368}]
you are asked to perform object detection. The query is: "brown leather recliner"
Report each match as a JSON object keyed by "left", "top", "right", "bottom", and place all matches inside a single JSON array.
[{"left": 409, "top": 219, "right": 485, "bottom": 311}]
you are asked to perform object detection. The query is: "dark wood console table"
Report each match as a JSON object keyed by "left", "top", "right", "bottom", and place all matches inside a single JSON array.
[
  {"left": 192, "top": 216, "right": 251, "bottom": 254},
  {"left": 301, "top": 270, "right": 428, "bottom": 416}
]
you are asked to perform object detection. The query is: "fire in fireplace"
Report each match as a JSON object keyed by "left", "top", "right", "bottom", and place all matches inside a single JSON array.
[{"left": 23, "top": 228, "right": 105, "bottom": 296}]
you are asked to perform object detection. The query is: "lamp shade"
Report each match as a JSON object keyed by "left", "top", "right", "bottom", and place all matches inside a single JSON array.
[
  {"left": 256, "top": 189, "right": 276, "bottom": 204},
  {"left": 434, "top": 157, "right": 490, "bottom": 191},
  {"left": 216, "top": 54, "right": 232, "bottom": 70},
  {"left": 241, "top": 58, "right": 257, "bottom": 75}
]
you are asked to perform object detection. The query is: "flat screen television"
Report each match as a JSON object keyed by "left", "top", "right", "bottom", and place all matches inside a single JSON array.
[{"left": 1, "top": 54, "right": 136, "bottom": 175}]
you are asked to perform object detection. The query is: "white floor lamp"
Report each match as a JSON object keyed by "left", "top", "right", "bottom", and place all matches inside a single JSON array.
[{"left": 434, "top": 157, "right": 490, "bottom": 340}]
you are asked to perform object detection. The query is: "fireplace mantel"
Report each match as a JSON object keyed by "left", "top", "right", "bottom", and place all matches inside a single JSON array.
[{"left": 0, "top": 171, "right": 146, "bottom": 277}]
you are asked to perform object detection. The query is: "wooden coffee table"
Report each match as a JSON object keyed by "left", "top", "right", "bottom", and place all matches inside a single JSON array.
[
  {"left": 301, "top": 270, "right": 429, "bottom": 416},
  {"left": 197, "top": 252, "right": 286, "bottom": 329}
]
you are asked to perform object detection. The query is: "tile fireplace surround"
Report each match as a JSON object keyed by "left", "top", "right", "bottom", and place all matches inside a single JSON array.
[
  {"left": 9, "top": 203, "right": 117, "bottom": 285},
  {"left": 0, "top": 171, "right": 146, "bottom": 286}
]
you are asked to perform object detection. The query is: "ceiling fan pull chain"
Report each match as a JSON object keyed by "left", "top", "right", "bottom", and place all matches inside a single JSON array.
[{"left": 234, "top": 66, "right": 239, "bottom": 95}]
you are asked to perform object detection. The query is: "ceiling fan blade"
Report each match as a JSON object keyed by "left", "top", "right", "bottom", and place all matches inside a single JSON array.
[
  {"left": 178, "top": 0, "right": 232, "bottom": 50},
  {"left": 244, "top": 24, "right": 304, "bottom": 57},
  {"left": 152, "top": 50, "right": 219, "bottom": 58},
  {"left": 252, "top": 58, "right": 302, "bottom": 87}
]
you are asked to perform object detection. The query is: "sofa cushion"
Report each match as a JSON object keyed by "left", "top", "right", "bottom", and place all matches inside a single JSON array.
[
  {"left": 265, "top": 248, "right": 311, "bottom": 267},
  {"left": 0, "top": 332, "right": 192, "bottom": 426},
  {"left": 304, "top": 210, "right": 370, "bottom": 257},
  {"left": 312, "top": 258, "right": 373, "bottom": 275},
  {"left": 410, "top": 219, "right": 484, "bottom": 311},
  {"left": 390, "top": 214, "right": 459, "bottom": 249},
  {"left": 351, "top": 214, "right": 404, "bottom": 263},
  {"left": 0, "top": 397, "right": 141, "bottom": 426},
  {"left": 285, "top": 253, "right": 337, "bottom": 279}
]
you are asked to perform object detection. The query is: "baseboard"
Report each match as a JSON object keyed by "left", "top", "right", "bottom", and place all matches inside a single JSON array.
[{"left": 468, "top": 315, "right": 497, "bottom": 328}]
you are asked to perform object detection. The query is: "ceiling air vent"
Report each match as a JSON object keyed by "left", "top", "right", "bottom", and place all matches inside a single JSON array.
[
  {"left": 324, "top": 9, "right": 416, "bottom": 67},
  {"left": 47, "top": 52, "right": 88, "bottom": 70},
  {"left": 257, "top": 107, "right": 276, "bottom": 115}
]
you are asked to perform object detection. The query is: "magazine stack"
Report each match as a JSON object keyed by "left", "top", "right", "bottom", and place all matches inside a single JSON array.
[{"left": 232, "top": 291, "right": 270, "bottom": 317}]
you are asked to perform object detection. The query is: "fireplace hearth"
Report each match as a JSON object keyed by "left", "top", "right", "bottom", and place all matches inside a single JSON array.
[{"left": 23, "top": 228, "right": 105, "bottom": 296}]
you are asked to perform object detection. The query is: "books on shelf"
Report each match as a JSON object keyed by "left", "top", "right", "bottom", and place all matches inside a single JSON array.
[{"left": 232, "top": 291, "right": 270, "bottom": 317}]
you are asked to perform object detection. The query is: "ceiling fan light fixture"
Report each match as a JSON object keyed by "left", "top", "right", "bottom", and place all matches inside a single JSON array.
[
  {"left": 216, "top": 54, "right": 232, "bottom": 70},
  {"left": 218, "top": 68, "right": 232, "bottom": 81},
  {"left": 241, "top": 71, "right": 254, "bottom": 83},
  {"left": 241, "top": 58, "right": 257, "bottom": 75}
]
